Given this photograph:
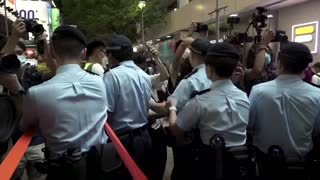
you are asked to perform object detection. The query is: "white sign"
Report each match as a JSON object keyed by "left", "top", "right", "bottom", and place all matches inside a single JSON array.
[{"left": 16, "top": 0, "right": 51, "bottom": 40}]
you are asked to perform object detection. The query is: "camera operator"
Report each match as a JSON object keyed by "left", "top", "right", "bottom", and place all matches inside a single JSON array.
[{"left": 244, "top": 29, "right": 277, "bottom": 95}]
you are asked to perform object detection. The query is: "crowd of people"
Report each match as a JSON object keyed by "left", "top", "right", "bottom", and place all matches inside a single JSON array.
[{"left": 0, "top": 18, "right": 320, "bottom": 180}]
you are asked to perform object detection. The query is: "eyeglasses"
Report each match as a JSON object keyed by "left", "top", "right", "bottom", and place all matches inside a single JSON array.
[{"left": 15, "top": 50, "right": 25, "bottom": 56}]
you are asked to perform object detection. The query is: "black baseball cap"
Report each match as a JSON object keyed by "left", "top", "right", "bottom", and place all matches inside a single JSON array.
[
  {"left": 279, "top": 42, "right": 313, "bottom": 63},
  {"left": 190, "top": 37, "right": 211, "bottom": 56},
  {"left": 52, "top": 25, "right": 87, "bottom": 46},
  {"left": 106, "top": 34, "right": 133, "bottom": 52},
  {"left": 206, "top": 42, "right": 240, "bottom": 59}
]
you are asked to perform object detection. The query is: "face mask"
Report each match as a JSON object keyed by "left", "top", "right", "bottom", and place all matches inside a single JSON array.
[
  {"left": 265, "top": 53, "right": 271, "bottom": 65},
  {"left": 182, "top": 48, "right": 190, "bottom": 59},
  {"left": 17, "top": 55, "right": 27, "bottom": 65}
]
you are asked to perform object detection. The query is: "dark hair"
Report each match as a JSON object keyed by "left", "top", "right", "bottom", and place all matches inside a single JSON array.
[
  {"left": 205, "top": 56, "right": 239, "bottom": 78},
  {"left": 279, "top": 54, "right": 309, "bottom": 74},
  {"left": 86, "top": 40, "right": 106, "bottom": 58},
  {"left": 108, "top": 49, "right": 133, "bottom": 62},
  {"left": 52, "top": 36, "right": 85, "bottom": 59},
  {"left": 133, "top": 53, "right": 147, "bottom": 65}
]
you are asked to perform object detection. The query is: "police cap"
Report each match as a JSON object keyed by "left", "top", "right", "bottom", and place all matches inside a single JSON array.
[
  {"left": 279, "top": 42, "right": 313, "bottom": 63},
  {"left": 190, "top": 37, "right": 211, "bottom": 56},
  {"left": 52, "top": 25, "right": 87, "bottom": 46},
  {"left": 106, "top": 34, "right": 133, "bottom": 52},
  {"left": 206, "top": 42, "right": 240, "bottom": 59}
]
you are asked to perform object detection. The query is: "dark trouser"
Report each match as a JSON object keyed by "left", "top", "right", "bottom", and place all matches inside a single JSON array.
[
  {"left": 255, "top": 148, "right": 309, "bottom": 180},
  {"left": 170, "top": 145, "right": 198, "bottom": 180},
  {"left": 102, "top": 125, "right": 153, "bottom": 180},
  {"left": 45, "top": 148, "right": 98, "bottom": 180},
  {"left": 148, "top": 126, "right": 167, "bottom": 180}
]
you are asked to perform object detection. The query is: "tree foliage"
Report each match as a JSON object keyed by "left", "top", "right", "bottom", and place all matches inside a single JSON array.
[{"left": 61, "top": 0, "right": 166, "bottom": 42}]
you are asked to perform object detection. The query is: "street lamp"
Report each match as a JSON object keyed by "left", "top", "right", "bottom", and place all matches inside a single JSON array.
[{"left": 138, "top": 1, "right": 146, "bottom": 43}]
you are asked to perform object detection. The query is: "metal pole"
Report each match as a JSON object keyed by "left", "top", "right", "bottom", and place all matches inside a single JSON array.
[
  {"left": 142, "top": 11, "right": 145, "bottom": 43},
  {"left": 4, "top": 0, "right": 9, "bottom": 37},
  {"left": 216, "top": 0, "right": 219, "bottom": 41}
]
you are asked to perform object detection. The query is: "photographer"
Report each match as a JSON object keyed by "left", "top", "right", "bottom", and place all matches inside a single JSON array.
[{"left": 244, "top": 29, "right": 277, "bottom": 94}]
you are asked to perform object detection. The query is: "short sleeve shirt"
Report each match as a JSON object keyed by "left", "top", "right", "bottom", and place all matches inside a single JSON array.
[{"left": 176, "top": 80, "right": 250, "bottom": 147}]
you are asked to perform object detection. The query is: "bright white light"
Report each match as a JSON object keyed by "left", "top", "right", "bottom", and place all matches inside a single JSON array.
[
  {"left": 210, "top": 40, "right": 216, "bottom": 44},
  {"left": 52, "top": 1, "right": 56, "bottom": 8},
  {"left": 156, "top": 39, "right": 161, "bottom": 42},
  {"left": 294, "top": 34, "right": 313, "bottom": 43},
  {"left": 292, "top": 21, "right": 319, "bottom": 54},
  {"left": 173, "top": 8, "right": 177, "bottom": 11},
  {"left": 133, "top": 47, "right": 138, "bottom": 52},
  {"left": 229, "top": 14, "right": 238, "bottom": 17},
  {"left": 267, "top": 14, "right": 273, "bottom": 19},
  {"left": 138, "top": 1, "right": 146, "bottom": 10},
  {"left": 166, "top": 35, "right": 171, "bottom": 38}
]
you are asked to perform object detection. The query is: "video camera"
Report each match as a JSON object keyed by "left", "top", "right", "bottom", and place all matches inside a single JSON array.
[
  {"left": 195, "top": 23, "right": 208, "bottom": 33},
  {"left": 251, "top": 7, "right": 268, "bottom": 29}
]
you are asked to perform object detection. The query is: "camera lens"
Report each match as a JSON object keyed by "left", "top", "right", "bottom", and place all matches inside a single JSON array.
[{"left": 0, "top": 54, "right": 21, "bottom": 74}]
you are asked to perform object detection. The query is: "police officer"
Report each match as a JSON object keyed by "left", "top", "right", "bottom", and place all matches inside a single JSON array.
[
  {"left": 168, "top": 37, "right": 212, "bottom": 111},
  {"left": 248, "top": 42, "right": 320, "bottom": 180},
  {"left": 167, "top": 42, "right": 250, "bottom": 179},
  {"left": 103, "top": 34, "right": 152, "bottom": 179},
  {"left": 16, "top": 25, "right": 109, "bottom": 180}
]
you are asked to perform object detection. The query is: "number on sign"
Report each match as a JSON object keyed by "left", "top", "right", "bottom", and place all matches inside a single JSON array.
[{"left": 19, "top": 10, "right": 35, "bottom": 19}]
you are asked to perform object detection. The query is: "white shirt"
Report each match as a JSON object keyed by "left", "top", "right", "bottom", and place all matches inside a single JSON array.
[
  {"left": 176, "top": 80, "right": 250, "bottom": 147},
  {"left": 249, "top": 75, "right": 320, "bottom": 158},
  {"left": 311, "top": 73, "right": 320, "bottom": 86},
  {"left": 91, "top": 63, "right": 105, "bottom": 77}
]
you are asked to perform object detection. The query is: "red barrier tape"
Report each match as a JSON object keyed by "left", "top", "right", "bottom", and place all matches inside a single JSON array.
[
  {"left": 0, "top": 128, "right": 35, "bottom": 180},
  {"left": 0, "top": 125, "right": 147, "bottom": 180},
  {"left": 104, "top": 123, "right": 148, "bottom": 180}
]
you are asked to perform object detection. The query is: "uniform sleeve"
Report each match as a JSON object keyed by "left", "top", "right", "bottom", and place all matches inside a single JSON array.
[
  {"left": 92, "top": 64, "right": 105, "bottom": 77},
  {"left": 103, "top": 72, "right": 119, "bottom": 112},
  {"left": 20, "top": 89, "right": 37, "bottom": 131},
  {"left": 176, "top": 98, "right": 201, "bottom": 131},
  {"left": 168, "top": 79, "right": 192, "bottom": 111},
  {"left": 248, "top": 86, "right": 259, "bottom": 136}
]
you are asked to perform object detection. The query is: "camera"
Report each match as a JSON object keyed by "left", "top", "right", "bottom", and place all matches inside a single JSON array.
[
  {"left": 0, "top": 54, "right": 21, "bottom": 74},
  {"left": 24, "top": 19, "right": 45, "bottom": 37},
  {"left": 195, "top": 23, "right": 208, "bottom": 33},
  {"left": 23, "top": 19, "right": 46, "bottom": 54},
  {"left": 251, "top": 7, "right": 268, "bottom": 29},
  {"left": 271, "top": 30, "right": 287, "bottom": 42}
]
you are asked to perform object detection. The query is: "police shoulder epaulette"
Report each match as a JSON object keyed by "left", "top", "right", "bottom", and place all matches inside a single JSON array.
[
  {"left": 184, "top": 69, "right": 198, "bottom": 79},
  {"left": 190, "top": 88, "right": 211, "bottom": 98},
  {"left": 104, "top": 64, "right": 120, "bottom": 74},
  {"left": 303, "top": 80, "right": 320, "bottom": 88}
]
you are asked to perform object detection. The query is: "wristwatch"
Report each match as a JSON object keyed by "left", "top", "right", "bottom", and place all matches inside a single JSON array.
[
  {"left": 10, "top": 88, "right": 25, "bottom": 96},
  {"left": 169, "top": 106, "right": 177, "bottom": 112}
]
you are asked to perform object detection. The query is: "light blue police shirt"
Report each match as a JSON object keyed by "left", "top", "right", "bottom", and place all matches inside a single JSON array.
[
  {"left": 168, "top": 64, "right": 212, "bottom": 111},
  {"left": 20, "top": 64, "right": 109, "bottom": 154},
  {"left": 249, "top": 75, "right": 320, "bottom": 158},
  {"left": 104, "top": 60, "right": 151, "bottom": 132},
  {"left": 176, "top": 80, "right": 250, "bottom": 146}
]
